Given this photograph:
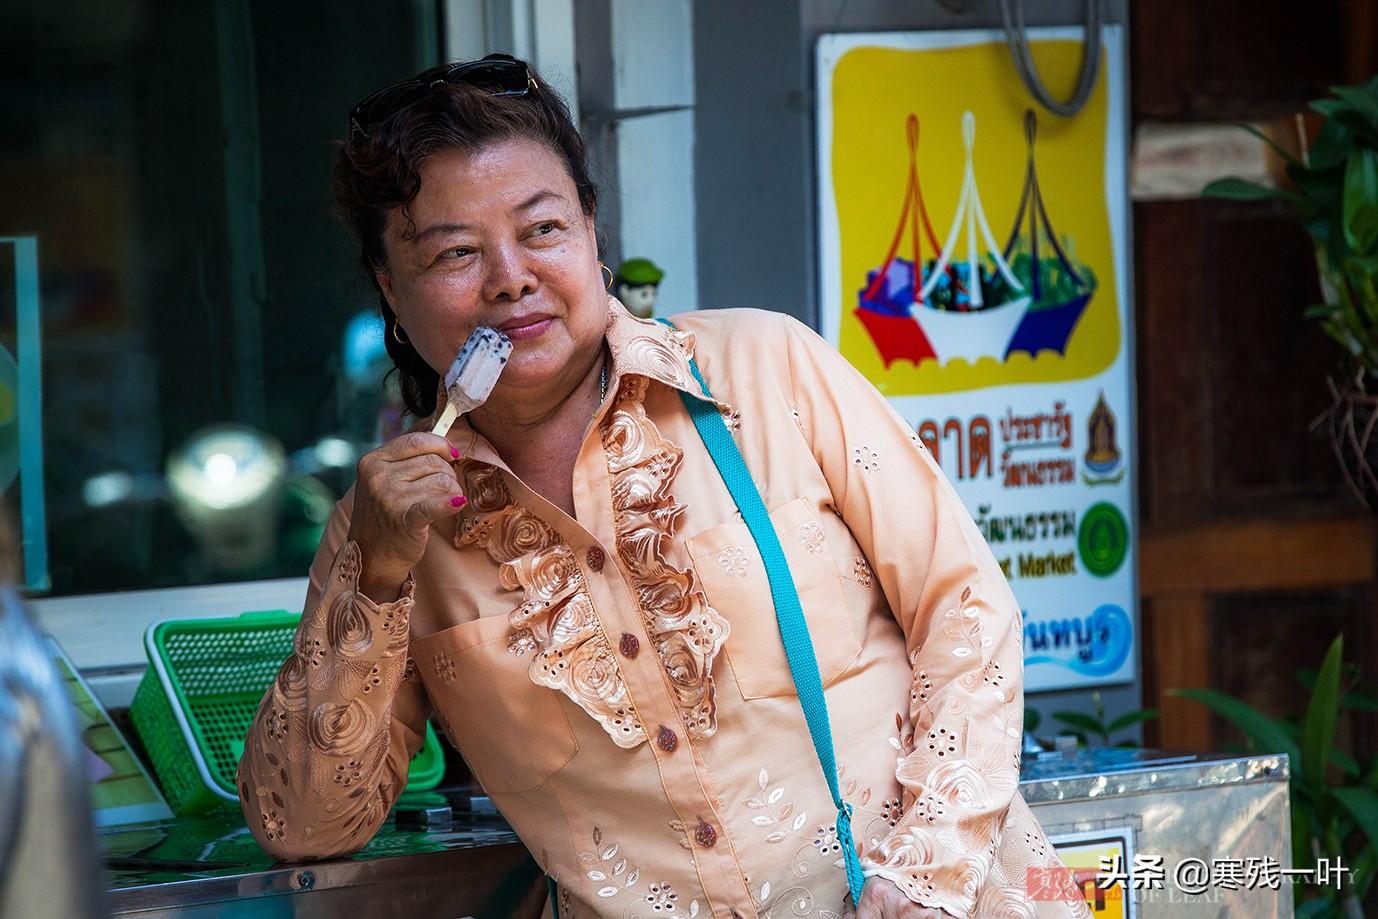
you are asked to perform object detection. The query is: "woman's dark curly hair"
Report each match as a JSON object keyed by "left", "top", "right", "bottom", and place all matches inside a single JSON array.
[{"left": 332, "top": 56, "right": 598, "bottom": 418}]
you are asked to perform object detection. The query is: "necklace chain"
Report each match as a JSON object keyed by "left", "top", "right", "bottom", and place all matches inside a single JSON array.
[{"left": 598, "top": 352, "right": 609, "bottom": 402}]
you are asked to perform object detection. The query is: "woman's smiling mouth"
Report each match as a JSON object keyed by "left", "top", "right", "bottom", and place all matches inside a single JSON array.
[{"left": 499, "top": 314, "right": 554, "bottom": 341}]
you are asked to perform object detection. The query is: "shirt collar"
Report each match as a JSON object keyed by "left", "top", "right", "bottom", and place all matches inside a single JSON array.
[{"left": 602, "top": 295, "right": 725, "bottom": 407}]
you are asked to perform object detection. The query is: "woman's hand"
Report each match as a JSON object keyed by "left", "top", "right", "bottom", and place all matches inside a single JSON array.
[
  {"left": 843, "top": 878, "right": 958, "bottom": 919},
  {"left": 346, "top": 432, "right": 468, "bottom": 600}
]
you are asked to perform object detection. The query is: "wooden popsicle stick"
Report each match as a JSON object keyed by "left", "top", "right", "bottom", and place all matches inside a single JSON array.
[{"left": 431, "top": 402, "right": 460, "bottom": 437}]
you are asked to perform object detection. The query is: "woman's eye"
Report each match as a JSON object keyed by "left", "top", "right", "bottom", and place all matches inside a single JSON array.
[{"left": 440, "top": 246, "right": 472, "bottom": 259}]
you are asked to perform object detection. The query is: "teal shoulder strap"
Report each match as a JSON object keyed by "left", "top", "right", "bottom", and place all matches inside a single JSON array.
[{"left": 655, "top": 318, "right": 866, "bottom": 904}]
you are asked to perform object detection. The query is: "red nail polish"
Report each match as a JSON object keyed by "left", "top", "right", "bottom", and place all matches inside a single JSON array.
[
  {"left": 450, "top": 496, "right": 467, "bottom": 508},
  {"left": 450, "top": 446, "right": 459, "bottom": 458}
]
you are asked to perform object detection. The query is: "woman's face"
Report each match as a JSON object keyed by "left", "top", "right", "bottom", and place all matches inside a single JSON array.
[{"left": 376, "top": 137, "right": 605, "bottom": 400}]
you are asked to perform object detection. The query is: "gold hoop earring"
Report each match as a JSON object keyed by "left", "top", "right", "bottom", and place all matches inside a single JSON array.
[
  {"left": 392, "top": 321, "right": 409, "bottom": 346},
  {"left": 601, "top": 262, "right": 614, "bottom": 290}
]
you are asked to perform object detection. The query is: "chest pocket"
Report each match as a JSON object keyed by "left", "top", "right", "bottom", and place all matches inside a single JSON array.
[
  {"left": 686, "top": 496, "right": 862, "bottom": 700},
  {"left": 411, "top": 614, "right": 578, "bottom": 794}
]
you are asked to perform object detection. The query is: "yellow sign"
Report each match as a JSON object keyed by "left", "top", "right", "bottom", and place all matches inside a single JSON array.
[{"left": 824, "top": 33, "right": 1122, "bottom": 395}]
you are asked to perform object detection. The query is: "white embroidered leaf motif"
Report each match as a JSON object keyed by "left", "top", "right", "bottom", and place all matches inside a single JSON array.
[
  {"left": 767, "top": 788, "right": 784, "bottom": 804},
  {"left": 587, "top": 870, "right": 606, "bottom": 881},
  {"left": 778, "top": 803, "right": 793, "bottom": 820},
  {"left": 602, "top": 845, "right": 619, "bottom": 861},
  {"left": 745, "top": 796, "right": 765, "bottom": 809},
  {"left": 766, "top": 831, "right": 787, "bottom": 843},
  {"left": 759, "top": 768, "right": 769, "bottom": 790},
  {"left": 613, "top": 859, "right": 626, "bottom": 876},
  {"left": 625, "top": 869, "right": 639, "bottom": 887},
  {"left": 690, "top": 901, "right": 700, "bottom": 918},
  {"left": 860, "top": 788, "right": 872, "bottom": 806},
  {"left": 760, "top": 881, "right": 772, "bottom": 901},
  {"left": 792, "top": 812, "right": 808, "bottom": 831},
  {"left": 597, "top": 886, "right": 619, "bottom": 898},
  {"left": 751, "top": 816, "right": 773, "bottom": 827}
]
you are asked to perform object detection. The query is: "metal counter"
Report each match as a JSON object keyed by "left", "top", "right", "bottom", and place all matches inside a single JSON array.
[
  {"left": 1025, "top": 747, "right": 1293, "bottom": 918},
  {"left": 102, "top": 794, "right": 544, "bottom": 918},
  {"left": 103, "top": 750, "right": 1291, "bottom": 918}
]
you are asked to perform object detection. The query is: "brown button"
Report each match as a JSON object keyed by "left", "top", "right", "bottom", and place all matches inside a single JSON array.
[
  {"left": 656, "top": 725, "right": 678, "bottom": 753},
  {"left": 694, "top": 818, "right": 717, "bottom": 848},
  {"left": 619, "top": 632, "right": 640, "bottom": 659},
  {"left": 586, "top": 546, "right": 605, "bottom": 571}
]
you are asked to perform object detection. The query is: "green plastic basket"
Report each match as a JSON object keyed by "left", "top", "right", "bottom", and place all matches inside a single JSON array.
[{"left": 130, "top": 609, "right": 443, "bottom": 816}]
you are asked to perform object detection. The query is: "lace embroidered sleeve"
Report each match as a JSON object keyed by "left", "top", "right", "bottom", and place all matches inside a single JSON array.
[
  {"left": 783, "top": 315, "right": 1024, "bottom": 919},
  {"left": 236, "top": 504, "right": 430, "bottom": 862}
]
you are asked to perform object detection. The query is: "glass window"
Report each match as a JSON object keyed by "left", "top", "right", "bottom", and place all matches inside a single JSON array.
[{"left": 2, "top": 1, "right": 441, "bottom": 595}]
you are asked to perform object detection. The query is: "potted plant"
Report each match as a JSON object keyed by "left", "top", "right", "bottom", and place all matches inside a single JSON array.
[
  {"left": 1174, "top": 635, "right": 1378, "bottom": 917},
  {"left": 1205, "top": 78, "right": 1378, "bottom": 505}
]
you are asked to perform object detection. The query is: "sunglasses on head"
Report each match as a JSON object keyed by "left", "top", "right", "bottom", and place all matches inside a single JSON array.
[{"left": 348, "top": 53, "right": 536, "bottom": 138}]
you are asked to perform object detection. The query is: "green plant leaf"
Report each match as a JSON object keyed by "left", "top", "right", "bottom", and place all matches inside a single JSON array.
[
  {"left": 1353, "top": 845, "right": 1377, "bottom": 901},
  {"left": 1236, "top": 122, "right": 1302, "bottom": 167},
  {"left": 1169, "top": 688, "right": 1302, "bottom": 773},
  {"left": 1052, "top": 711, "right": 1106, "bottom": 736},
  {"left": 1343, "top": 148, "right": 1378, "bottom": 256},
  {"left": 1345, "top": 689, "right": 1378, "bottom": 711},
  {"left": 1024, "top": 707, "right": 1041, "bottom": 732},
  {"left": 1302, "top": 635, "right": 1345, "bottom": 796},
  {"left": 1308, "top": 109, "right": 1353, "bottom": 169},
  {"left": 1333, "top": 86, "right": 1378, "bottom": 128},
  {"left": 1202, "top": 177, "right": 1285, "bottom": 201},
  {"left": 1107, "top": 708, "right": 1159, "bottom": 734},
  {"left": 1332, "top": 747, "right": 1362, "bottom": 778},
  {"left": 1334, "top": 785, "right": 1378, "bottom": 857},
  {"left": 1295, "top": 897, "right": 1337, "bottom": 917}
]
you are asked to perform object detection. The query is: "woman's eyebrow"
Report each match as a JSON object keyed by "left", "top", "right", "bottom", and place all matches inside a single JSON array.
[
  {"left": 513, "top": 190, "right": 563, "bottom": 213},
  {"left": 410, "top": 222, "right": 474, "bottom": 244}
]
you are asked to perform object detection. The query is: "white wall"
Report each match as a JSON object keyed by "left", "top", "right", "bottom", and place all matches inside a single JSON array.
[
  {"left": 445, "top": 0, "right": 579, "bottom": 121},
  {"left": 611, "top": 0, "right": 698, "bottom": 315}
]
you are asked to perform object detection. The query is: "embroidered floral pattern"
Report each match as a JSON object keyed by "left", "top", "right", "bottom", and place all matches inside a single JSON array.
[
  {"left": 851, "top": 445, "right": 880, "bottom": 472},
  {"left": 717, "top": 546, "right": 750, "bottom": 577},
  {"left": 603, "top": 374, "right": 730, "bottom": 740},
  {"left": 853, "top": 556, "right": 874, "bottom": 587},
  {"left": 744, "top": 767, "right": 854, "bottom": 918},
  {"left": 798, "top": 520, "right": 826, "bottom": 554},
  {"left": 433, "top": 651, "right": 455, "bottom": 683},
  {"left": 578, "top": 825, "right": 703, "bottom": 917},
  {"left": 457, "top": 462, "right": 648, "bottom": 749}
]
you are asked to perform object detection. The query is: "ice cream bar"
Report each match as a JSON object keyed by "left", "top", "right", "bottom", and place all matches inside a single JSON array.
[{"left": 430, "top": 326, "right": 513, "bottom": 436}]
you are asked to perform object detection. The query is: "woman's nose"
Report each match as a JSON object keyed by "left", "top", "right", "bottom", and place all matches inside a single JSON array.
[{"left": 482, "top": 243, "right": 538, "bottom": 302}]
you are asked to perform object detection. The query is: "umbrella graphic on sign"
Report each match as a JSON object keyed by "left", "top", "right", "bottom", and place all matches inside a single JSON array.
[
  {"left": 854, "top": 110, "right": 1095, "bottom": 366},
  {"left": 855, "top": 111, "right": 1030, "bottom": 366},
  {"left": 998, "top": 111, "right": 1098, "bottom": 358}
]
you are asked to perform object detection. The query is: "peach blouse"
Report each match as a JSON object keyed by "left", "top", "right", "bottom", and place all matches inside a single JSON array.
[{"left": 238, "top": 300, "right": 1088, "bottom": 919}]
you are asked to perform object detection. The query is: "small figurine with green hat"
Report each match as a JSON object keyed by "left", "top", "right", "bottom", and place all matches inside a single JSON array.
[{"left": 614, "top": 257, "right": 665, "bottom": 319}]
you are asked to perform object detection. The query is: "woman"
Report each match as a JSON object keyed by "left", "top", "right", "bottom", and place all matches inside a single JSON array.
[{"left": 238, "top": 54, "right": 1089, "bottom": 919}]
